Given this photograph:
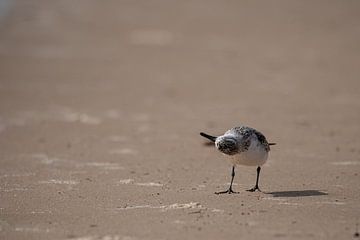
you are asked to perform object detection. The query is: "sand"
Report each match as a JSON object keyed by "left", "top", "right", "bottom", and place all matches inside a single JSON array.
[{"left": 0, "top": 1, "right": 360, "bottom": 239}]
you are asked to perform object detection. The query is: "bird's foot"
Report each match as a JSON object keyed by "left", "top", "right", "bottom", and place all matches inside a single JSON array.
[
  {"left": 215, "top": 188, "right": 239, "bottom": 195},
  {"left": 246, "top": 186, "right": 261, "bottom": 192}
]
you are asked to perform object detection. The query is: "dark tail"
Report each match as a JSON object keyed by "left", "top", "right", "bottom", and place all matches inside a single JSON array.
[
  {"left": 200, "top": 132, "right": 217, "bottom": 142},
  {"left": 269, "top": 143, "right": 276, "bottom": 146}
]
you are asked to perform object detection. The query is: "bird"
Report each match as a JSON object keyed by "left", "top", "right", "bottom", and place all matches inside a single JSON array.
[{"left": 200, "top": 126, "right": 276, "bottom": 194}]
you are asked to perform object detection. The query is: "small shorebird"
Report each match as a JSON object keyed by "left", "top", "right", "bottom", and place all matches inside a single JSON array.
[{"left": 200, "top": 126, "right": 275, "bottom": 194}]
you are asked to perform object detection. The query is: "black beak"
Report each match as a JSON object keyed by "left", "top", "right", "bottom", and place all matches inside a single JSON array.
[{"left": 200, "top": 132, "right": 217, "bottom": 142}]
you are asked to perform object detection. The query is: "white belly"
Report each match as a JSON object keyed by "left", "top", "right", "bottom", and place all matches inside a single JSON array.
[{"left": 230, "top": 142, "right": 268, "bottom": 166}]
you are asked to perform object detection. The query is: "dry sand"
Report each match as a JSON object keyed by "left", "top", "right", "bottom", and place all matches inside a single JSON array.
[{"left": 0, "top": 1, "right": 360, "bottom": 239}]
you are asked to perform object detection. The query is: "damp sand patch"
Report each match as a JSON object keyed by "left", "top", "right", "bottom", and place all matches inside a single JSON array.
[
  {"left": 38, "top": 179, "right": 79, "bottom": 185},
  {"left": 80, "top": 162, "right": 124, "bottom": 170},
  {"left": 117, "top": 179, "right": 163, "bottom": 187},
  {"left": 116, "top": 202, "right": 203, "bottom": 212}
]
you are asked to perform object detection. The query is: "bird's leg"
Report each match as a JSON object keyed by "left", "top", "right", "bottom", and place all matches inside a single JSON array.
[
  {"left": 247, "top": 166, "right": 261, "bottom": 192},
  {"left": 215, "top": 165, "right": 239, "bottom": 194}
]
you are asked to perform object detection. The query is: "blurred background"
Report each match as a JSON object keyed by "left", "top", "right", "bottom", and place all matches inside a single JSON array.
[{"left": 0, "top": 1, "right": 359, "bottom": 239}]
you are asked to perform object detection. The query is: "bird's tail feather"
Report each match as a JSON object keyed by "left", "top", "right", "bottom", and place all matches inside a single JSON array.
[{"left": 200, "top": 132, "right": 217, "bottom": 142}]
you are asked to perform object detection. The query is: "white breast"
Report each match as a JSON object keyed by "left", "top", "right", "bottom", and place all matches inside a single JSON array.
[{"left": 230, "top": 138, "right": 268, "bottom": 166}]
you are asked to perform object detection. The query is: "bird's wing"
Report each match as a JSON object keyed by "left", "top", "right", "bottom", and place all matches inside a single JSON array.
[
  {"left": 253, "top": 130, "right": 270, "bottom": 152},
  {"left": 237, "top": 136, "right": 252, "bottom": 152}
]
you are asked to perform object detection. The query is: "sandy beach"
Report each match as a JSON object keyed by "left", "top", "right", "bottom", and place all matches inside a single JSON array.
[{"left": 0, "top": 1, "right": 360, "bottom": 239}]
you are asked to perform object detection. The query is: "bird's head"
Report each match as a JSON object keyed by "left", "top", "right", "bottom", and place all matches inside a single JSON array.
[{"left": 215, "top": 135, "right": 238, "bottom": 155}]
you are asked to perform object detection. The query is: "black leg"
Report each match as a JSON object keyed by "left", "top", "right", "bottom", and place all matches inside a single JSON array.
[
  {"left": 215, "top": 166, "right": 239, "bottom": 194},
  {"left": 247, "top": 166, "right": 261, "bottom": 192}
]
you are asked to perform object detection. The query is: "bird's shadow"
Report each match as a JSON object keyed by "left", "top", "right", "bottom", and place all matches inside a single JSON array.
[
  {"left": 203, "top": 142, "right": 214, "bottom": 147},
  {"left": 265, "top": 190, "right": 328, "bottom": 197}
]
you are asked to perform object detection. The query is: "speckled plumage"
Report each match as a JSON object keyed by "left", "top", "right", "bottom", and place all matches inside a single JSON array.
[
  {"left": 201, "top": 125, "right": 272, "bottom": 166},
  {"left": 200, "top": 125, "right": 275, "bottom": 194},
  {"left": 227, "top": 126, "right": 271, "bottom": 152}
]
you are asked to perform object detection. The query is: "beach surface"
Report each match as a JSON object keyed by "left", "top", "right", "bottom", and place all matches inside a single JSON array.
[{"left": 0, "top": 1, "right": 360, "bottom": 239}]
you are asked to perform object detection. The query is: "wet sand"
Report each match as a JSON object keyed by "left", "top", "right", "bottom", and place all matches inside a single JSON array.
[{"left": 0, "top": 1, "right": 360, "bottom": 239}]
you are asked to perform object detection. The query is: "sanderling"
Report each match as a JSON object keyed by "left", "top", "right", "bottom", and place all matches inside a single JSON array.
[{"left": 200, "top": 126, "right": 276, "bottom": 194}]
